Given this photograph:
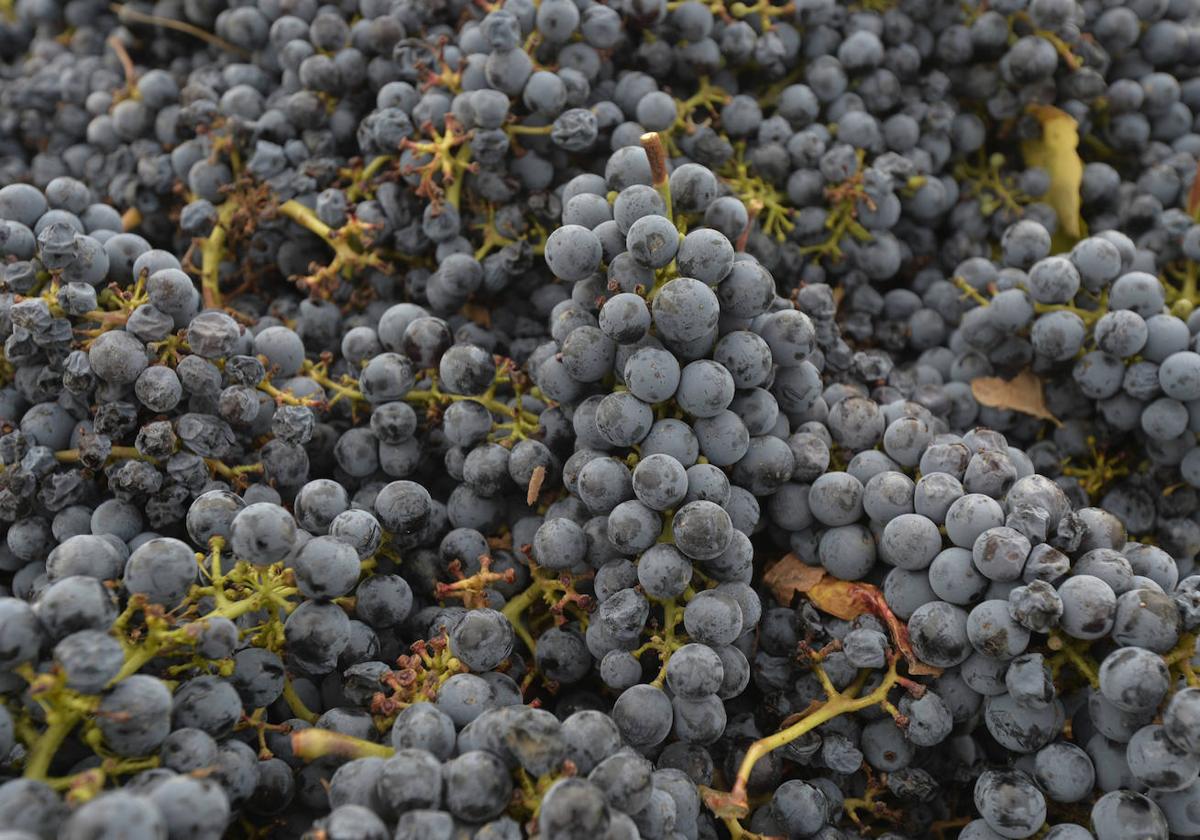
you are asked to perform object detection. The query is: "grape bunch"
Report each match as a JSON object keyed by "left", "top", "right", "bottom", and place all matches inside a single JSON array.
[{"left": 2, "top": 0, "right": 1200, "bottom": 839}]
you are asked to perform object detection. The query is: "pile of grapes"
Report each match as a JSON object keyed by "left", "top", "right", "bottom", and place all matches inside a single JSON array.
[{"left": 0, "top": 0, "right": 1199, "bottom": 838}]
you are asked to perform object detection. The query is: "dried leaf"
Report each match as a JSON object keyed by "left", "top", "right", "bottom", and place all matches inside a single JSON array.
[
  {"left": 763, "top": 553, "right": 827, "bottom": 606},
  {"left": 764, "top": 556, "right": 942, "bottom": 676},
  {"left": 526, "top": 464, "right": 545, "bottom": 506},
  {"left": 1021, "top": 104, "right": 1085, "bottom": 241},
  {"left": 460, "top": 302, "right": 492, "bottom": 328},
  {"left": 971, "top": 369, "right": 1061, "bottom": 427},
  {"left": 806, "top": 576, "right": 869, "bottom": 620},
  {"left": 1189, "top": 169, "right": 1200, "bottom": 217}
]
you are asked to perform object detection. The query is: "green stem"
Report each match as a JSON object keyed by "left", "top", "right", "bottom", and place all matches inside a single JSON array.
[
  {"left": 200, "top": 201, "right": 237, "bottom": 309},
  {"left": 501, "top": 582, "right": 541, "bottom": 655},
  {"left": 291, "top": 728, "right": 394, "bottom": 762},
  {"left": 444, "top": 144, "right": 472, "bottom": 210},
  {"left": 25, "top": 712, "right": 80, "bottom": 780},
  {"left": 283, "top": 679, "right": 319, "bottom": 724}
]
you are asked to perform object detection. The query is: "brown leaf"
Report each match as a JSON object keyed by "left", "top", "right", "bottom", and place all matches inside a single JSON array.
[
  {"left": 460, "top": 302, "right": 492, "bottom": 328},
  {"left": 971, "top": 369, "right": 1061, "bottom": 427},
  {"left": 763, "top": 553, "right": 827, "bottom": 606},
  {"left": 1189, "top": 169, "right": 1200, "bottom": 217},
  {"left": 526, "top": 464, "right": 545, "bottom": 506},
  {"left": 764, "top": 556, "right": 942, "bottom": 677}
]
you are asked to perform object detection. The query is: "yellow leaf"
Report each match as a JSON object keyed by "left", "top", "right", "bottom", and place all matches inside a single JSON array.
[
  {"left": 1021, "top": 104, "right": 1085, "bottom": 241},
  {"left": 971, "top": 369, "right": 1062, "bottom": 427}
]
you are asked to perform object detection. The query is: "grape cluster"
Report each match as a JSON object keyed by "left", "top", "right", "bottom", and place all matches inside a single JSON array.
[{"left": 1, "top": 0, "right": 1200, "bottom": 839}]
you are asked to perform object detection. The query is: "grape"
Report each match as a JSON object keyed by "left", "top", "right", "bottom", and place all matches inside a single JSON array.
[
  {"left": 1027, "top": 256, "right": 1080, "bottom": 304},
  {"left": 973, "top": 770, "right": 1046, "bottom": 839},
  {"left": 666, "top": 643, "right": 724, "bottom": 699},
  {"left": 1153, "top": 778, "right": 1200, "bottom": 836},
  {"left": 675, "top": 360, "right": 735, "bottom": 418},
  {"left": 652, "top": 278, "right": 720, "bottom": 344},
  {"left": 1163, "top": 688, "right": 1200, "bottom": 755},
  {"left": 1110, "top": 272, "right": 1165, "bottom": 317},
  {"left": 53, "top": 630, "right": 123, "bottom": 694},
  {"left": 907, "top": 601, "right": 972, "bottom": 668},
  {"left": 539, "top": 779, "right": 611, "bottom": 839},
  {"left": 171, "top": 675, "right": 243, "bottom": 739},
  {"left": 600, "top": 294, "right": 652, "bottom": 344},
  {"left": 0, "top": 598, "right": 43, "bottom": 669},
  {"left": 230, "top": 502, "right": 297, "bottom": 565},
  {"left": 1090, "top": 790, "right": 1169, "bottom": 840},
  {"left": 613, "top": 685, "right": 673, "bottom": 748},
  {"left": 678, "top": 228, "right": 734, "bottom": 285},
  {"left": 878, "top": 513, "right": 941, "bottom": 570},
  {"left": 123, "top": 537, "right": 197, "bottom": 606},
  {"left": 1008, "top": 580, "right": 1064, "bottom": 633},
  {"left": 374, "top": 481, "right": 433, "bottom": 536},
  {"left": 449, "top": 608, "right": 514, "bottom": 672},
  {"left": 614, "top": 185, "right": 665, "bottom": 234},
  {"left": 683, "top": 591, "right": 742, "bottom": 646},
  {"left": 771, "top": 780, "right": 829, "bottom": 837},
  {"left": 545, "top": 224, "right": 603, "bottom": 281},
  {"left": 292, "top": 535, "right": 362, "bottom": 600},
  {"left": 626, "top": 214, "right": 679, "bottom": 268},
  {"left": 596, "top": 392, "right": 654, "bottom": 447},
  {"left": 1058, "top": 575, "right": 1117, "bottom": 640},
  {"left": 60, "top": 792, "right": 167, "bottom": 840},
  {"left": 622, "top": 347, "right": 680, "bottom": 404},
  {"left": 632, "top": 454, "right": 688, "bottom": 511},
  {"left": 966, "top": 599, "right": 1031, "bottom": 660},
  {"left": 929, "top": 547, "right": 989, "bottom": 605},
  {"left": 1125, "top": 724, "right": 1200, "bottom": 792},
  {"left": 436, "top": 674, "right": 497, "bottom": 727},
  {"left": 693, "top": 411, "right": 751, "bottom": 466},
  {"left": 714, "top": 332, "right": 773, "bottom": 389},
  {"left": 35, "top": 576, "right": 118, "bottom": 640},
  {"left": 390, "top": 704, "right": 457, "bottom": 760},
  {"left": 609, "top": 501, "right": 663, "bottom": 557},
  {"left": 861, "top": 717, "right": 914, "bottom": 772},
  {"left": 673, "top": 501, "right": 733, "bottom": 561},
  {"left": 1111, "top": 588, "right": 1181, "bottom": 652},
  {"left": 671, "top": 693, "right": 726, "bottom": 744},
  {"left": 534, "top": 626, "right": 591, "bottom": 683},
  {"left": 285, "top": 600, "right": 352, "bottom": 675},
  {"left": 96, "top": 675, "right": 172, "bottom": 756},
  {"left": 819, "top": 525, "right": 877, "bottom": 581},
  {"left": 808, "top": 472, "right": 865, "bottom": 527},
  {"left": 151, "top": 776, "right": 232, "bottom": 840},
  {"left": 1034, "top": 742, "right": 1095, "bottom": 803},
  {"left": 159, "top": 728, "right": 220, "bottom": 775},
  {"left": 1098, "top": 646, "right": 1170, "bottom": 714},
  {"left": 946, "top": 494, "right": 1006, "bottom": 548}
]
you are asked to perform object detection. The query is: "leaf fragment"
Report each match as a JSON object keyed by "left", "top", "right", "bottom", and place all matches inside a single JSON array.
[
  {"left": 763, "top": 553, "right": 826, "bottom": 605},
  {"left": 1021, "top": 104, "right": 1085, "bottom": 241},
  {"left": 971, "top": 369, "right": 1061, "bottom": 427},
  {"left": 763, "top": 555, "right": 943, "bottom": 676},
  {"left": 460, "top": 301, "right": 492, "bottom": 328},
  {"left": 526, "top": 464, "right": 545, "bottom": 506},
  {"left": 1189, "top": 167, "right": 1200, "bottom": 217}
]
